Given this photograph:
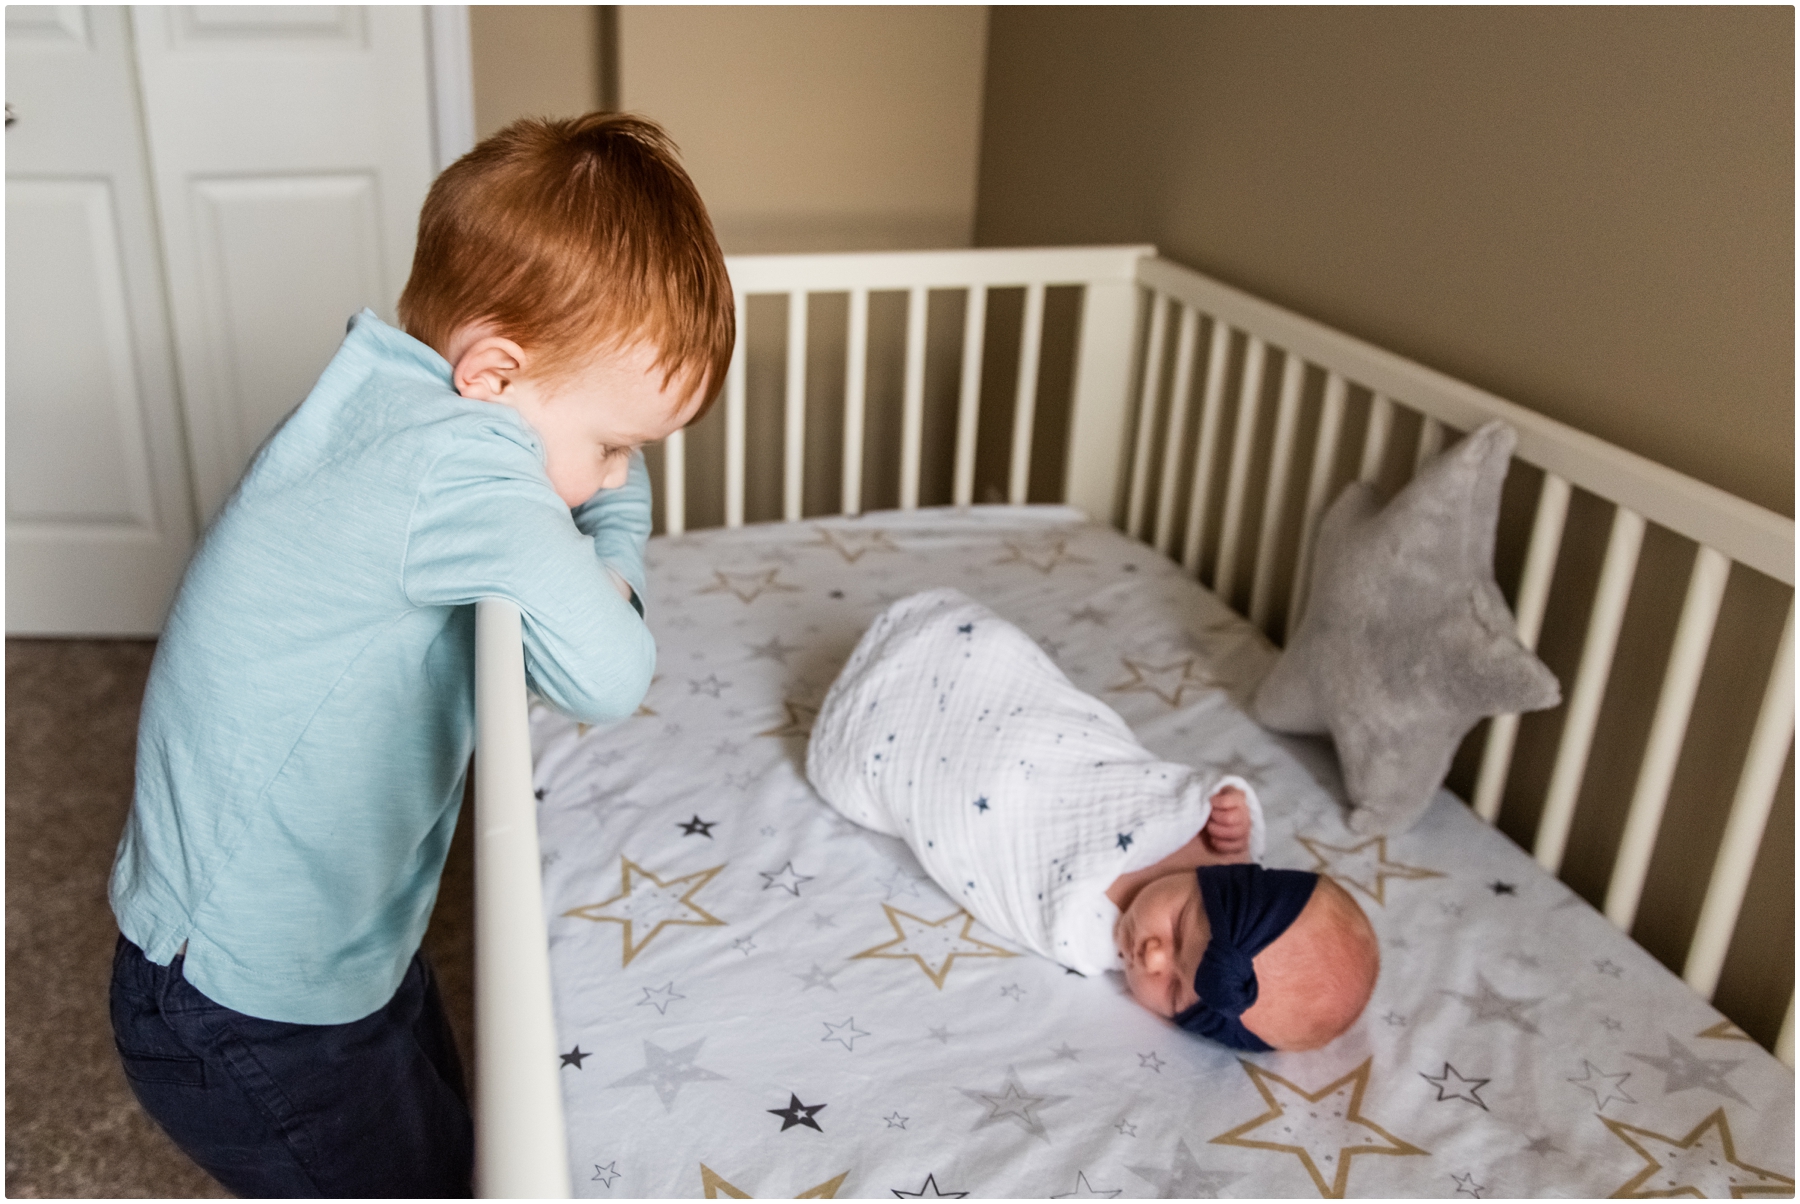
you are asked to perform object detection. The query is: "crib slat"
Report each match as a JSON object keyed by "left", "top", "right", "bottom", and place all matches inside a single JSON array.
[
  {"left": 1213, "top": 335, "right": 1265, "bottom": 601},
  {"left": 724, "top": 290, "right": 749, "bottom": 528},
  {"left": 1779, "top": 997, "right": 1795, "bottom": 1069},
  {"left": 1473, "top": 472, "right": 1572, "bottom": 821},
  {"left": 783, "top": 291, "right": 808, "bottom": 522},
  {"left": 1248, "top": 353, "right": 1306, "bottom": 632},
  {"left": 1284, "top": 371, "right": 1348, "bottom": 639},
  {"left": 1125, "top": 293, "right": 1168, "bottom": 539},
  {"left": 1683, "top": 599, "right": 1794, "bottom": 999},
  {"left": 1008, "top": 282, "right": 1047, "bottom": 505},
  {"left": 899, "top": 286, "right": 928, "bottom": 510},
  {"left": 952, "top": 285, "right": 986, "bottom": 507},
  {"left": 1603, "top": 545, "right": 1732, "bottom": 930},
  {"left": 1151, "top": 305, "right": 1200, "bottom": 554},
  {"left": 842, "top": 288, "right": 869, "bottom": 516},
  {"left": 1180, "top": 320, "right": 1233, "bottom": 576},
  {"left": 1359, "top": 393, "right": 1394, "bottom": 483},
  {"left": 1414, "top": 414, "right": 1446, "bottom": 474},
  {"left": 1534, "top": 505, "right": 1646, "bottom": 873},
  {"left": 662, "top": 428, "right": 687, "bottom": 536}
]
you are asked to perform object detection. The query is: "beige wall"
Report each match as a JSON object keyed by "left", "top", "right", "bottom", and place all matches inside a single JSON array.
[
  {"left": 469, "top": 6, "right": 605, "bottom": 141},
  {"left": 976, "top": 7, "right": 1793, "bottom": 517},
  {"left": 619, "top": 6, "right": 988, "bottom": 253}
]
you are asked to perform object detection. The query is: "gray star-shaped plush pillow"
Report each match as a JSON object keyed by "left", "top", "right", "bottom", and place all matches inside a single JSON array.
[{"left": 1252, "top": 420, "right": 1561, "bottom": 834}]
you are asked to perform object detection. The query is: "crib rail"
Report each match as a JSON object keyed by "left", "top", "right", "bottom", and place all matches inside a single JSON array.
[
  {"left": 472, "top": 599, "right": 571, "bottom": 1198},
  {"left": 1122, "top": 255, "right": 1794, "bottom": 1064}
]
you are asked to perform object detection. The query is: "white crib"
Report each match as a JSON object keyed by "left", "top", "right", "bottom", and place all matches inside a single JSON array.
[{"left": 470, "top": 246, "right": 1793, "bottom": 1197}]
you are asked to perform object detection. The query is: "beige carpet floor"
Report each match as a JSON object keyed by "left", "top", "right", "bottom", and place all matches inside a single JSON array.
[{"left": 5, "top": 639, "right": 475, "bottom": 1198}]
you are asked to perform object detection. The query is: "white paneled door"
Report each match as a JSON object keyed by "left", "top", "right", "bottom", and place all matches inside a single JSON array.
[
  {"left": 130, "top": 4, "right": 438, "bottom": 525},
  {"left": 6, "top": 6, "right": 452, "bottom": 635},
  {"left": 6, "top": 7, "right": 197, "bottom": 635}
]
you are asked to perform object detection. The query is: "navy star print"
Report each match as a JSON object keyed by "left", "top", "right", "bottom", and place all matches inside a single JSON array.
[
  {"left": 973, "top": 796, "right": 990, "bottom": 813},
  {"left": 1116, "top": 832, "right": 1133, "bottom": 851},
  {"left": 768, "top": 1093, "right": 826, "bottom": 1132},
  {"left": 957, "top": 623, "right": 974, "bottom": 634}
]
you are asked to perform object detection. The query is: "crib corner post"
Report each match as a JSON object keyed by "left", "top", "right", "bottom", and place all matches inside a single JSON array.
[{"left": 1063, "top": 275, "right": 1142, "bottom": 528}]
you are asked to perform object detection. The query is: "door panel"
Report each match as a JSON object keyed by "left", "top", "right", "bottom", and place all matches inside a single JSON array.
[
  {"left": 190, "top": 173, "right": 387, "bottom": 471},
  {"left": 5, "top": 5, "right": 197, "bottom": 635},
  {"left": 6, "top": 180, "right": 161, "bottom": 528},
  {"left": 131, "top": 5, "right": 436, "bottom": 522}
]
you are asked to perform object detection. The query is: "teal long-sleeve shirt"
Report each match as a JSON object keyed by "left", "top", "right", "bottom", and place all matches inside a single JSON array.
[{"left": 110, "top": 311, "right": 655, "bottom": 1024}]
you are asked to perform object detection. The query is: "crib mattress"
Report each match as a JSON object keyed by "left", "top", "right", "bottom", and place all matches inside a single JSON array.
[{"left": 530, "top": 506, "right": 1794, "bottom": 1199}]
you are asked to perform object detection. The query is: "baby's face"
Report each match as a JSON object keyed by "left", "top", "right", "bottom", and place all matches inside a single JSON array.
[
  {"left": 1113, "top": 872, "right": 1380, "bottom": 1051},
  {"left": 1114, "top": 871, "right": 1208, "bottom": 1018}
]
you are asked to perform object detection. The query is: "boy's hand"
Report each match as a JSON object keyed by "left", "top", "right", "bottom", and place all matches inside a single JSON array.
[{"left": 1201, "top": 784, "right": 1252, "bottom": 857}]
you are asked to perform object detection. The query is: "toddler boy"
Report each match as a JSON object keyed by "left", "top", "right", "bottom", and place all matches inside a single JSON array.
[
  {"left": 807, "top": 588, "right": 1378, "bottom": 1052},
  {"left": 107, "top": 114, "right": 732, "bottom": 1196}
]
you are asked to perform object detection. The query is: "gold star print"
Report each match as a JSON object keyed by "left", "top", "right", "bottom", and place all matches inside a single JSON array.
[
  {"left": 1696, "top": 1018, "right": 1758, "bottom": 1044},
  {"left": 1602, "top": 1107, "right": 1794, "bottom": 1198},
  {"left": 1210, "top": 1057, "right": 1427, "bottom": 1198},
  {"left": 851, "top": 904, "right": 1016, "bottom": 988},
  {"left": 1107, "top": 656, "right": 1219, "bottom": 708},
  {"left": 758, "top": 700, "right": 819, "bottom": 739},
  {"left": 564, "top": 858, "right": 726, "bottom": 966},
  {"left": 699, "top": 567, "right": 802, "bottom": 603},
  {"left": 993, "top": 537, "right": 1091, "bottom": 575},
  {"left": 699, "top": 1165, "right": 850, "bottom": 1199},
  {"left": 812, "top": 526, "right": 899, "bottom": 563},
  {"left": 1296, "top": 835, "right": 1445, "bottom": 905}
]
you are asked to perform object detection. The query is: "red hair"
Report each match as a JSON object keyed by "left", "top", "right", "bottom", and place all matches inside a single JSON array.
[{"left": 398, "top": 113, "right": 733, "bottom": 416}]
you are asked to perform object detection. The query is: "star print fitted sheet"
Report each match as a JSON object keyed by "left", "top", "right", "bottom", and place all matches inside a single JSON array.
[{"left": 529, "top": 505, "right": 1794, "bottom": 1200}]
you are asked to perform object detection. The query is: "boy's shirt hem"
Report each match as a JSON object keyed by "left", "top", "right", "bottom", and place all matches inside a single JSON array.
[{"left": 118, "top": 917, "right": 413, "bottom": 1026}]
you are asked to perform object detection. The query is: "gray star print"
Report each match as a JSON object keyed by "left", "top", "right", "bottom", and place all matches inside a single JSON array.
[
  {"left": 793, "top": 963, "right": 842, "bottom": 992},
  {"left": 822, "top": 1016, "right": 870, "bottom": 1051},
  {"left": 957, "top": 1065, "right": 1069, "bottom": 1142},
  {"left": 1441, "top": 973, "right": 1543, "bottom": 1034},
  {"left": 1626, "top": 1035, "right": 1748, "bottom": 1104},
  {"left": 746, "top": 634, "right": 799, "bottom": 663},
  {"left": 1127, "top": 1138, "right": 1244, "bottom": 1198},
  {"left": 606, "top": 1038, "right": 726, "bottom": 1111}
]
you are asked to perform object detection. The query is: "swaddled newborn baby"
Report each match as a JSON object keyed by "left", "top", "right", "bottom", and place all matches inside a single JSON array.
[{"left": 807, "top": 588, "right": 1378, "bottom": 1051}]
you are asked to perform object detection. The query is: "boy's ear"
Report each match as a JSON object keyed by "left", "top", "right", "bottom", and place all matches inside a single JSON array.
[{"left": 452, "top": 335, "right": 528, "bottom": 404}]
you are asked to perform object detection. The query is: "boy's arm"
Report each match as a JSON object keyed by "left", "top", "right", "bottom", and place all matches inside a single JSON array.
[
  {"left": 570, "top": 449, "right": 652, "bottom": 606},
  {"left": 404, "top": 430, "right": 655, "bottom": 724}
]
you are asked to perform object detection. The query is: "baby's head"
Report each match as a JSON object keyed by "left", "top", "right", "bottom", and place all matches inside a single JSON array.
[
  {"left": 399, "top": 113, "right": 734, "bottom": 504},
  {"left": 1114, "top": 864, "right": 1378, "bottom": 1051}
]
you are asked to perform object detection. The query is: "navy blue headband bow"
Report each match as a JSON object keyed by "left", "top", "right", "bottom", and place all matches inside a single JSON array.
[{"left": 1173, "top": 864, "right": 1318, "bottom": 1051}]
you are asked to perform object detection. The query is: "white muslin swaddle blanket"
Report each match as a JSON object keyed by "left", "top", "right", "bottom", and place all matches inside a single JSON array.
[{"left": 807, "top": 588, "right": 1265, "bottom": 975}]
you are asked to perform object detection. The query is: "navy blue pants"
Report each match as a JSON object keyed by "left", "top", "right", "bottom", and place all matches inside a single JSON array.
[{"left": 109, "top": 936, "right": 473, "bottom": 1198}]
